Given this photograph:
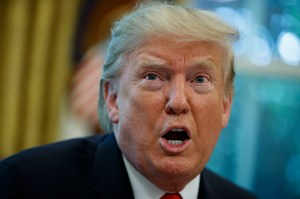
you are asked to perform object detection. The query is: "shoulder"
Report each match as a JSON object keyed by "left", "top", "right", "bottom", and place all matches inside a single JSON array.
[
  {"left": 201, "top": 168, "right": 257, "bottom": 199},
  {"left": 0, "top": 134, "right": 111, "bottom": 178},
  {"left": 0, "top": 134, "right": 113, "bottom": 197}
]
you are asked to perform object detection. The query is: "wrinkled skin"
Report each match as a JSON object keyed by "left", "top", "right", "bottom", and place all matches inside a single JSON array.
[{"left": 104, "top": 37, "right": 233, "bottom": 192}]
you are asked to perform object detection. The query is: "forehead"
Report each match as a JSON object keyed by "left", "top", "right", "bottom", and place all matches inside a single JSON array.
[{"left": 129, "top": 37, "right": 227, "bottom": 68}]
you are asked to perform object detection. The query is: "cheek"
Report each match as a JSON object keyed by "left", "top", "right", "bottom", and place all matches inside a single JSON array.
[
  {"left": 117, "top": 88, "right": 165, "bottom": 140},
  {"left": 192, "top": 94, "right": 224, "bottom": 144},
  {"left": 194, "top": 96, "right": 223, "bottom": 124},
  {"left": 121, "top": 88, "right": 165, "bottom": 122},
  {"left": 116, "top": 90, "right": 166, "bottom": 166}
]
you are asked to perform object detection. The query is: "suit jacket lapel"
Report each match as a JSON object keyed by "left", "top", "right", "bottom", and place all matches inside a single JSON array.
[
  {"left": 86, "top": 133, "right": 134, "bottom": 198},
  {"left": 198, "top": 168, "right": 220, "bottom": 199}
]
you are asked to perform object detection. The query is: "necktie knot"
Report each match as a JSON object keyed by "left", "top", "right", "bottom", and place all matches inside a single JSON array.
[{"left": 160, "top": 192, "right": 182, "bottom": 199}]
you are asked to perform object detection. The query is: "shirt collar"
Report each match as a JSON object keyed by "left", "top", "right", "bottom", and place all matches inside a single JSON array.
[{"left": 123, "top": 156, "right": 200, "bottom": 199}]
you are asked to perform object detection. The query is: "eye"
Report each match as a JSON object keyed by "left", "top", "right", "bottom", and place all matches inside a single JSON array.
[
  {"left": 144, "top": 73, "right": 159, "bottom": 81},
  {"left": 141, "top": 72, "right": 164, "bottom": 91},
  {"left": 193, "top": 75, "right": 209, "bottom": 84}
]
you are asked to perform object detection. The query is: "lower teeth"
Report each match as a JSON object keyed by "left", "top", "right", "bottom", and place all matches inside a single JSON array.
[{"left": 168, "top": 140, "right": 183, "bottom": 145}]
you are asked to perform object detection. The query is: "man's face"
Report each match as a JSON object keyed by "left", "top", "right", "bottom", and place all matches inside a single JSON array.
[{"left": 105, "top": 37, "right": 232, "bottom": 191}]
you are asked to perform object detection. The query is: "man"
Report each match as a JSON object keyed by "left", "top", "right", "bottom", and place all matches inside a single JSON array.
[{"left": 0, "top": 2, "right": 256, "bottom": 199}]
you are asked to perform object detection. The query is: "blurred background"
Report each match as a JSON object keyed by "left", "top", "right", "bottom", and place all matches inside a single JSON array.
[{"left": 0, "top": 0, "right": 299, "bottom": 198}]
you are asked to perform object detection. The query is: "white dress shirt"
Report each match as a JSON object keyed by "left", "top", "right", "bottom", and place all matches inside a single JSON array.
[{"left": 123, "top": 156, "right": 200, "bottom": 199}]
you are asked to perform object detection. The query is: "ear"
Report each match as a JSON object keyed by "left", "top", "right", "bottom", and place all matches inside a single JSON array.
[
  {"left": 222, "top": 94, "right": 233, "bottom": 128},
  {"left": 103, "top": 81, "right": 119, "bottom": 123}
]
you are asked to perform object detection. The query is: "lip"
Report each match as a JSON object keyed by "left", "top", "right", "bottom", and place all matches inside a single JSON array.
[
  {"left": 160, "top": 138, "right": 191, "bottom": 154},
  {"left": 160, "top": 125, "right": 191, "bottom": 154}
]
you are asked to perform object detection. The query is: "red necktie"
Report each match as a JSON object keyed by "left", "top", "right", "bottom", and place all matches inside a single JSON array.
[{"left": 160, "top": 193, "right": 182, "bottom": 199}]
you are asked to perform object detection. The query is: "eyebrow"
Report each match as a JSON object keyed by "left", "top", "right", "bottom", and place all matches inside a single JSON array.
[
  {"left": 186, "top": 57, "right": 217, "bottom": 72},
  {"left": 189, "top": 57, "right": 216, "bottom": 68},
  {"left": 135, "top": 54, "right": 217, "bottom": 72},
  {"left": 138, "top": 58, "right": 168, "bottom": 69}
]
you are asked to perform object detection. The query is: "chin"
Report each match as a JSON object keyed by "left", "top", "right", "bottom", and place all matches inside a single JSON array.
[
  {"left": 155, "top": 156, "right": 200, "bottom": 178},
  {"left": 152, "top": 165, "right": 197, "bottom": 192}
]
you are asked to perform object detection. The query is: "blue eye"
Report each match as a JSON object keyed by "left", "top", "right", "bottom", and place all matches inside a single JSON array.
[
  {"left": 194, "top": 76, "right": 207, "bottom": 83},
  {"left": 145, "top": 74, "right": 158, "bottom": 80}
]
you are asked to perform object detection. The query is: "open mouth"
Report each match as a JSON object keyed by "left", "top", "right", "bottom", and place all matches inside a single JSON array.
[{"left": 163, "top": 128, "right": 190, "bottom": 146}]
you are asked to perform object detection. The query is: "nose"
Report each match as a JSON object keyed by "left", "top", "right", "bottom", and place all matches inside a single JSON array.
[{"left": 165, "top": 78, "right": 191, "bottom": 114}]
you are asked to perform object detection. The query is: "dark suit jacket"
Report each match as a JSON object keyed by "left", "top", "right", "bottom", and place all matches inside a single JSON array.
[{"left": 0, "top": 133, "right": 256, "bottom": 199}]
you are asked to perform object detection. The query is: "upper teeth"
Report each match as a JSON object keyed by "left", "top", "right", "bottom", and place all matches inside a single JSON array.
[{"left": 171, "top": 128, "right": 185, "bottom": 132}]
